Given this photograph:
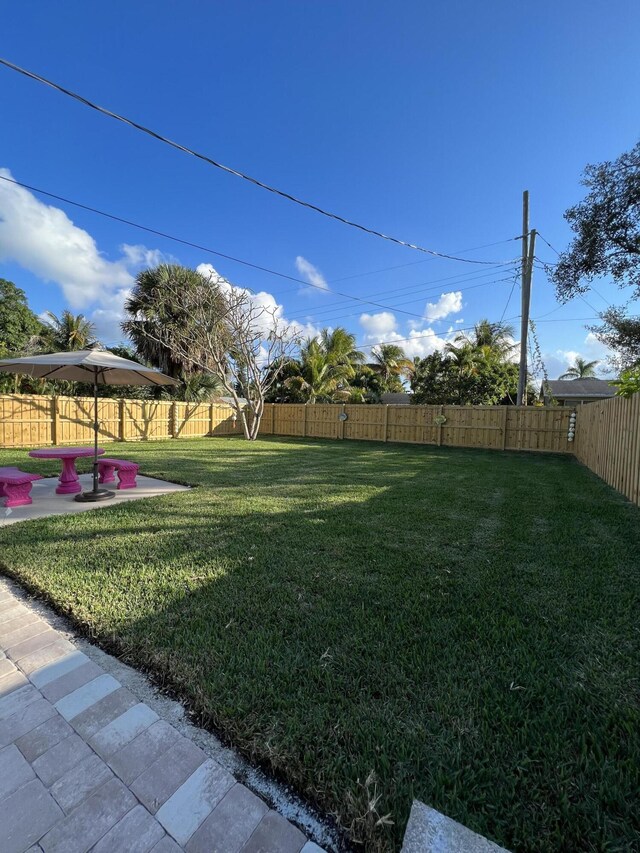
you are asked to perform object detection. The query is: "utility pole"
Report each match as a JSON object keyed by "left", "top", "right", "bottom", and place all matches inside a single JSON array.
[{"left": 517, "top": 192, "right": 536, "bottom": 405}]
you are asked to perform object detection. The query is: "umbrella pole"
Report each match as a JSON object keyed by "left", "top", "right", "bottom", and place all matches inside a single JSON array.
[
  {"left": 75, "top": 368, "right": 114, "bottom": 502},
  {"left": 92, "top": 371, "right": 99, "bottom": 492}
]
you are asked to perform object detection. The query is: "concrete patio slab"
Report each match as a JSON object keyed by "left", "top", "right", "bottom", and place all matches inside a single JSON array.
[
  {"left": 0, "top": 578, "right": 330, "bottom": 853},
  {"left": 401, "top": 800, "right": 510, "bottom": 853},
  {"left": 0, "top": 474, "right": 190, "bottom": 526}
]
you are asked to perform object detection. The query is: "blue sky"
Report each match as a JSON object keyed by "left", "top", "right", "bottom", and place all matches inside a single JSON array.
[{"left": 1, "top": 1, "right": 638, "bottom": 378}]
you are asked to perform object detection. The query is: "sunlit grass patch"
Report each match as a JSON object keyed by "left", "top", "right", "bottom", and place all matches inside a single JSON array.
[{"left": 0, "top": 436, "right": 638, "bottom": 851}]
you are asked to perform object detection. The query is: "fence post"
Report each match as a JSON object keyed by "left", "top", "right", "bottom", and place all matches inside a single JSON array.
[
  {"left": 119, "top": 399, "right": 126, "bottom": 442},
  {"left": 437, "top": 405, "right": 443, "bottom": 446},
  {"left": 270, "top": 404, "right": 275, "bottom": 435},
  {"left": 303, "top": 404, "right": 307, "bottom": 437},
  {"left": 171, "top": 402, "right": 178, "bottom": 439},
  {"left": 383, "top": 405, "right": 388, "bottom": 442},
  {"left": 339, "top": 404, "right": 346, "bottom": 440},
  {"left": 209, "top": 403, "right": 215, "bottom": 436},
  {"left": 501, "top": 406, "right": 508, "bottom": 450},
  {"left": 51, "top": 396, "right": 59, "bottom": 446}
]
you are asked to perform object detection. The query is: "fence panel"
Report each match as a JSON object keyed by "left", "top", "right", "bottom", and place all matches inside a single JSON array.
[
  {"left": 57, "top": 396, "right": 120, "bottom": 445},
  {"left": 210, "top": 404, "right": 243, "bottom": 436},
  {"left": 0, "top": 395, "right": 574, "bottom": 456},
  {"left": 0, "top": 395, "right": 53, "bottom": 448},
  {"left": 343, "top": 404, "right": 385, "bottom": 442},
  {"left": 575, "top": 395, "right": 640, "bottom": 506},
  {"left": 307, "top": 404, "right": 341, "bottom": 439},
  {"left": 174, "top": 402, "right": 210, "bottom": 439},
  {"left": 272, "top": 404, "right": 306, "bottom": 437},
  {"left": 4, "top": 392, "right": 639, "bottom": 506}
]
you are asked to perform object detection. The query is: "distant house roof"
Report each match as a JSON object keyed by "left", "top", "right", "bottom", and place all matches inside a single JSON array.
[
  {"left": 213, "top": 396, "right": 248, "bottom": 408},
  {"left": 540, "top": 379, "right": 617, "bottom": 400},
  {"left": 381, "top": 392, "right": 411, "bottom": 405}
]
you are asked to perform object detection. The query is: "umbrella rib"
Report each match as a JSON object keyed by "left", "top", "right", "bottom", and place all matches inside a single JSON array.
[
  {"left": 38, "top": 365, "right": 94, "bottom": 380},
  {"left": 130, "top": 369, "right": 167, "bottom": 386}
]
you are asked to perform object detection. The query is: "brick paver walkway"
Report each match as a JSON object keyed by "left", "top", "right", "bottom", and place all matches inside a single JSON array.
[{"left": 0, "top": 580, "right": 326, "bottom": 853}]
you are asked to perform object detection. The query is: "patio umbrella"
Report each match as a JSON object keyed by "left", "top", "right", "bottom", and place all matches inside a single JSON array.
[{"left": 0, "top": 348, "right": 179, "bottom": 502}]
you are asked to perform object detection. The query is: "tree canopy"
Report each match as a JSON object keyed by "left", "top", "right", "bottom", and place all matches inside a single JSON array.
[
  {"left": 410, "top": 319, "right": 519, "bottom": 405},
  {"left": 558, "top": 357, "right": 598, "bottom": 380},
  {"left": 39, "top": 310, "right": 97, "bottom": 352},
  {"left": 0, "top": 279, "right": 43, "bottom": 354},
  {"left": 122, "top": 264, "right": 297, "bottom": 439},
  {"left": 282, "top": 328, "right": 364, "bottom": 403},
  {"left": 551, "top": 141, "right": 640, "bottom": 367}
]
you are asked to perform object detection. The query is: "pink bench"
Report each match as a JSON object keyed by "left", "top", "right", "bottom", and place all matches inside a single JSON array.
[
  {"left": 0, "top": 467, "right": 43, "bottom": 508},
  {"left": 97, "top": 458, "right": 139, "bottom": 490}
]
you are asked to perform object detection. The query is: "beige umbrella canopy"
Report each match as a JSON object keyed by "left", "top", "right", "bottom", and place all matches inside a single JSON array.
[
  {"left": 0, "top": 348, "right": 179, "bottom": 386},
  {"left": 0, "top": 349, "right": 179, "bottom": 502}
]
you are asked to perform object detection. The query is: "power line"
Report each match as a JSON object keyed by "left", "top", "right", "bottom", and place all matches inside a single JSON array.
[
  {"left": 0, "top": 56, "right": 509, "bottom": 264},
  {"left": 356, "top": 313, "right": 600, "bottom": 352},
  {"left": 499, "top": 274, "right": 519, "bottom": 323},
  {"left": 0, "top": 174, "right": 448, "bottom": 318},
  {"left": 535, "top": 231, "right": 611, "bottom": 309},
  {"left": 286, "top": 263, "right": 519, "bottom": 322},
  {"left": 534, "top": 317, "right": 600, "bottom": 323},
  {"left": 329, "top": 238, "right": 520, "bottom": 283},
  {"left": 0, "top": 174, "right": 307, "bottom": 288},
  {"left": 0, "top": 172, "right": 519, "bottom": 324},
  {"left": 288, "top": 277, "right": 515, "bottom": 328},
  {"left": 536, "top": 232, "right": 561, "bottom": 256},
  {"left": 533, "top": 260, "right": 603, "bottom": 316}
]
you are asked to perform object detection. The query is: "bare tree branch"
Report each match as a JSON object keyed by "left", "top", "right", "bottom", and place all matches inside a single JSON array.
[{"left": 124, "top": 267, "right": 300, "bottom": 439}]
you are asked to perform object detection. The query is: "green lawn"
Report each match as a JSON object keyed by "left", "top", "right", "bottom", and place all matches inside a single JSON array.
[{"left": 1, "top": 437, "right": 638, "bottom": 852}]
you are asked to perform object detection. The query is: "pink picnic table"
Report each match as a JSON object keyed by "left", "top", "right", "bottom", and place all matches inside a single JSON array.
[{"left": 29, "top": 446, "right": 105, "bottom": 495}]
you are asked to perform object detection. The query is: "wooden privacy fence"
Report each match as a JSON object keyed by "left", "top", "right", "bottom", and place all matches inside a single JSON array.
[
  {"left": 0, "top": 395, "right": 574, "bottom": 454},
  {"left": 259, "top": 403, "right": 573, "bottom": 453},
  {"left": 574, "top": 394, "right": 640, "bottom": 507},
  {"left": 0, "top": 395, "right": 244, "bottom": 448},
  {"left": 3, "top": 393, "right": 639, "bottom": 506}
]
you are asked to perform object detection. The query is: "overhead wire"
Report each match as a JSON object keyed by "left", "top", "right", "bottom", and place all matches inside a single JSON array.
[
  {"left": 329, "top": 238, "right": 521, "bottom": 283},
  {"left": 0, "top": 56, "right": 516, "bottom": 264},
  {"left": 356, "top": 314, "right": 601, "bottom": 352},
  {"left": 0, "top": 172, "right": 521, "bottom": 324},
  {"left": 535, "top": 230, "right": 611, "bottom": 307},
  {"left": 0, "top": 169, "right": 588, "bottom": 349},
  {"left": 287, "top": 277, "right": 516, "bottom": 329},
  {"left": 286, "top": 263, "right": 520, "bottom": 322}
]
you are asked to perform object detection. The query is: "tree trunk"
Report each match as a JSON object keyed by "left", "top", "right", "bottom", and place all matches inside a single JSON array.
[
  {"left": 250, "top": 411, "right": 262, "bottom": 440},
  {"left": 248, "top": 397, "right": 264, "bottom": 440},
  {"left": 239, "top": 408, "right": 251, "bottom": 440}
]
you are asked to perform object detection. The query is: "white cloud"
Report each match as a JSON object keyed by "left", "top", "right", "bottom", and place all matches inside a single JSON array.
[
  {"left": 0, "top": 168, "right": 135, "bottom": 308},
  {"left": 583, "top": 332, "right": 613, "bottom": 366},
  {"left": 359, "top": 311, "right": 398, "bottom": 337},
  {"left": 0, "top": 169, "right": 176, "bottom": 345},
  {"left": 402, "top": 328, "right": 451, "bottom": 358},
  {"left": 361, "top": 326, "right": 450, "bottom": 359},
  {"left": 196, "top": 262, "right": 319, "bottom": 343},
  {"left": 542, "top": 333, "right": 614, "bottom": 380},
  {"left": 90, "top": 289, "right": 133, "bottom": 344},
  {"left": 121, "top": 244, "right": 176, "bottom": 268},
  {"left": 295, "top": 256, "right": 330, "bottom": 293},
  {"left": 424, "top": 290, "right": 463, "bottom": 322}
]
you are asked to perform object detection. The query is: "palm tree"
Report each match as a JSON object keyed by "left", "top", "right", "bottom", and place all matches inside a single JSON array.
[
  {"left": 457, "top": 319, "right": 516, "bottom": 358},
  {"left": 40, "top": 310, "right": 97, "bottom": 351},
  {"left": 122, "top": 264, "right": 226, "bottom": 377},
  {"left": 370, "top": 344, "right": 412, "bottom": 392},
  {"left": 320, "top": 328, "right": 364, "bottom": 369},
  {"left": 559, "top": 357, "right": 599, "bottom": 380},
  {"left": 181, "top": 371, "right": 224, "bottom": 402},
  {"left": 285, "top": 327, "right": 363, "bottom": 403}
]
